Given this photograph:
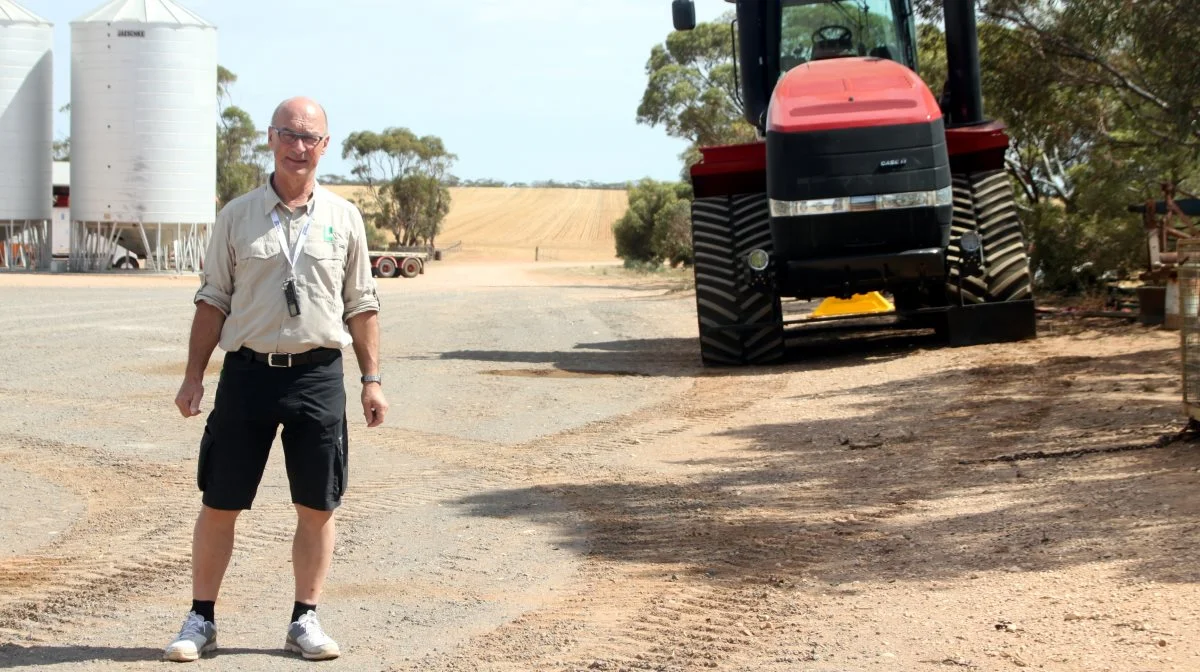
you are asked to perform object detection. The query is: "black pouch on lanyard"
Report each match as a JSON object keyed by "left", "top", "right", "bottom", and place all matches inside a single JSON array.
[{"left": 283, "top": 277, "right": 301, "bottom": 317}]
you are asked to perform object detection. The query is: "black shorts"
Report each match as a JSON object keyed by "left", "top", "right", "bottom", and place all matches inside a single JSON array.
[{"left": 197, "top": 348, "right": 348, "bottom": 511}]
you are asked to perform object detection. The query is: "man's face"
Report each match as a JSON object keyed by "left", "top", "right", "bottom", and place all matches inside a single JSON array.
[{"left": 268, "top": 105, "right": 328, "bottom": 180}]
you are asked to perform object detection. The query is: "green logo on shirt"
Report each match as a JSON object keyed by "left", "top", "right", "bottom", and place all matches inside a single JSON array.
[{"left": 324, "top": 224, "right": 335, "bottom": 242}]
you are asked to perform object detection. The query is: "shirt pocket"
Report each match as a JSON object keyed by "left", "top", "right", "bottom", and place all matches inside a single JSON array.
[
  {"left": 234, "top": 233, "right": 284, "bottom": 304},
  {"left": 301, "top": 240, "right": 347, "bottom": 300},
  {"left": 237, "top": 232, "right": 282, "bottom": 262}
]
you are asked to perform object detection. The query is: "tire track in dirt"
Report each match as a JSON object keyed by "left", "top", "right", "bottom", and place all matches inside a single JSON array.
[
  {"left": 395, "top": 371, "right": 835, "bottom": 671},
  {"left": 383, "top": 373, "right": 787, "bottom": 485},
  {"left": 0, "top": 432, "right": 508, "bottom": 643},
  {"left": 0, "top": 435, "right": 195, "bottom": 639}
]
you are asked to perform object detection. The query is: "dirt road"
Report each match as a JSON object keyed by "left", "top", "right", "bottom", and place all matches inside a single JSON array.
[{"left": 0, "top": 262, "right": 1197, "bottom": 671}]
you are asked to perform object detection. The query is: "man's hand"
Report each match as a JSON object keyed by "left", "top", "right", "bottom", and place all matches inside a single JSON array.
[
  {"left": 175, "top": 378, "right": 205, "bottom": 418},
  {"left": 177, "top": 302, "right": 225, "bottom": 419},
  {"left": 361, "top": 383, "right": 388, "bottom": 428}
]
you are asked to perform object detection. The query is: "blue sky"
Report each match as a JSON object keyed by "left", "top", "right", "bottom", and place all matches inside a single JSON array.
[{"left": 25, "top": 0, "right": 734, "bottom": 184}]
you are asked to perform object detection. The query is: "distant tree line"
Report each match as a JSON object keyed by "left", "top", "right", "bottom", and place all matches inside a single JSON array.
[{"left": 318, "top": 174, "right": 628, "bottom": 190}]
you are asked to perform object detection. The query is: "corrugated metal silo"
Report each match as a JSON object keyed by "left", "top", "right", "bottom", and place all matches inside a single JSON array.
[
  {"left": 0, "top": 0, "right": 53, "bottom": 270},
  {"left": 69, "top": 0, "right": 217, "bottom": 272}
]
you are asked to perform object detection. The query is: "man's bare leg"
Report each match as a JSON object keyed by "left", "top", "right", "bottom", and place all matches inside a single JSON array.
[
  {"left": 293, "top": 504, "right": 335, "bottom": 605},
  {"left": 164, "top": 505, "right": 237, "bottom": 661},
  {"left": 193, "top": 505, "right": 240, "bottom": 601},
  {"left": 285, "top": 505, "right": 340, "bottom": 659}
]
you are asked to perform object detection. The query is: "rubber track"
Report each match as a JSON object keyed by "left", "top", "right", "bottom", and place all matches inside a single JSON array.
[
  {"left": 690, "top": 195, "right": 784, "bottom": 366},
  {"left": 945, "top": 170, "right": 1033, "bottom": 303}
]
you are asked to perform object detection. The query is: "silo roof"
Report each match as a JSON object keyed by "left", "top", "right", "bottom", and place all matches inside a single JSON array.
[
  {"left": 74, "top": 0, "right": 213, "bottom": 26},
  {"left": 0, "top": 0, "right": 52, "bottom": 25}
]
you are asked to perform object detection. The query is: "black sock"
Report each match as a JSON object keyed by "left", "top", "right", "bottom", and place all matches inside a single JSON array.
[
  {"left": 292, "top": 601, "right": 316, "bottom": 623},
  {"left": 191, "top": 600, "right": 215, "bottom": 624}
]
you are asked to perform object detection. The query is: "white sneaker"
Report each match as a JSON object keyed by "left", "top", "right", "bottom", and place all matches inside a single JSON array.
[
  {"left": 284, "top": 610, "right": 340, "bottom": 660},
  {"left": 163, "top": 611, "right": 217, "bottom": 662}
]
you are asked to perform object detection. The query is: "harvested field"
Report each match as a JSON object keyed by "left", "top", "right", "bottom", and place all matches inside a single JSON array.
[{"left": 325, "top": 185, "right": 626, "bottom": 262}]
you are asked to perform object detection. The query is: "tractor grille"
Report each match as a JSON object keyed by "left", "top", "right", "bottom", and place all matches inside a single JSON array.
[{"left": 1180, "top": 240, "right": 1200, "bottom": 415}]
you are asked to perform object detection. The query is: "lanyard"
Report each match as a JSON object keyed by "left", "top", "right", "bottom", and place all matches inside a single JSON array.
[{"left": 269, "top": 209, "right": 312, "bottom": 274}]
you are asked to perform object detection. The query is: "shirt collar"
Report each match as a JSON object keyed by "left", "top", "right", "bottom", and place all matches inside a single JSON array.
[{"left": 263, "top": 172, "right": 317, "bottom": 217}]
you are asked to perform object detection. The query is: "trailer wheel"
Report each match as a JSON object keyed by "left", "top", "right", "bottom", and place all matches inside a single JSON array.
[
  {"left": 113, "top": 255, "right": 138, "bottom": 270},
  {"left": 376, "top": 257, "right": 398, "bottom": 278},
  {"left": 945, "top": 170, "right": 1033, "bottom": 303},
  {"left": 691, "top": 194, "right": 785, "bottom": 366},
  {"left": 399, "top": 257, "right": 422, "bottom": 278}
]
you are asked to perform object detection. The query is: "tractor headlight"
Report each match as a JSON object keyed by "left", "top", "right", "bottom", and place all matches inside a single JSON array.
[
  {"left": 770, "top": 186, "right": 954, "bottom": 217},
  {"left": 876, "top": 191, "right": 929, "bottom": 210},
  {"left": 769, "top": 197, "right": 846, "bottom": 217},
  {"left": 747, "top": 248, "right": 770, "bottom": 272},
  {"left": 934, "top": 185, "right": 953, "bottom": 207}
]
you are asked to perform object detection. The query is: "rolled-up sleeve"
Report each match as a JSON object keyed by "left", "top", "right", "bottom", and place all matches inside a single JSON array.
[
  {"left": 342, "top": 205, "right": 380, "bottom": 321},
  {"left": 194, "top": 206, "right": 234, "bottom": 315}
]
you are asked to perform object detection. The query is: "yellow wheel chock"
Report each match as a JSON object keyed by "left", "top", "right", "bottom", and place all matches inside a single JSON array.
[{"left": 811, "top": 291, "right": 895, "bottom": 318}]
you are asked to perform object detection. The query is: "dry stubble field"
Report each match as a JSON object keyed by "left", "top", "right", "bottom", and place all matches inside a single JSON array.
[{"left": 325, "top": 185, "right": 628, "bottom": 262}]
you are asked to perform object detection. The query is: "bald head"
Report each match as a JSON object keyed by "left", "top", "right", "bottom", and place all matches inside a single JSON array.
[
  {"left": 268, "top": 96, "right": 331, "bottom": 186},
  {"left": 271, "top": 96, "right": 328, "bottom": 133}
]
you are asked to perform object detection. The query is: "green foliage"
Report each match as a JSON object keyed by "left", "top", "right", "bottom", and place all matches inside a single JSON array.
[
  {"left": 915, "top": 22, "right": 947, "bottom": 97},
  {"left": 636, "top": 10, "right": 758, "bottom": 163},
  {"left": 972, "top": 0, "right": 1200, "bottom": 291},
  {"left": 52, "top": 138, "right": 69, "bottom": 162},
  {"left": 613, "top": 179, "right": 694, "bottom": 268},
  {"left": 364, "top": 218, "right": 391, "bottom": 250},
  {"left": 215, "top": 66, "right": 269, "bottom": 209},
  {"left": 341, "top": 128, "right": 456, "bottom": 247}
]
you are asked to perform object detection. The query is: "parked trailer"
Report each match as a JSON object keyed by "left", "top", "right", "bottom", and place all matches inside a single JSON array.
[{"left": 370, "top": 251, "right": 427, "bottom": 279}]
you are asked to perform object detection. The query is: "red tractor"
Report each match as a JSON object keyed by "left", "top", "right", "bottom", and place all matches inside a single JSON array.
[{"left": 671, "top": 0, "right": 1036, "bottom": 365}]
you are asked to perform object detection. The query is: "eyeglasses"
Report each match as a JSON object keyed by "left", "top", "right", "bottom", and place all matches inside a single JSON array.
[{"left": 270, "top": 126, "right": 327, "bottom": 148}]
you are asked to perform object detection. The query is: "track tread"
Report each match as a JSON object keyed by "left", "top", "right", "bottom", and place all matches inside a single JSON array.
[
  {"left": 690, "top": 195, "right": 784, "bottom": 366},
  {"left": 945, "top": 170, "right": 1034, "bottom": 304}
]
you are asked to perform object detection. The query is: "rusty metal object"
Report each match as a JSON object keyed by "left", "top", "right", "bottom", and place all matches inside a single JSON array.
[{"left": 1128, "top": 182, "right": 1198, "bottom": 285}]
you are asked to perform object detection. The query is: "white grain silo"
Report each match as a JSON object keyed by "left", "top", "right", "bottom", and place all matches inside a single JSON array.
[
  {"left": 70, "top": 0, "right": 216, "bottom": 272},
  {"left": 0, "top": 0, "right": 53, "bottom": 271}
]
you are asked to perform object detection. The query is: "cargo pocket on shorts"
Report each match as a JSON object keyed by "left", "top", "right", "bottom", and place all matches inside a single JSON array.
[
  {"left": 334, "top": 413, "right": 349, "bottom": 499},
  {"left": 197, "top": 426, "right": 214, "bottom": 492}
]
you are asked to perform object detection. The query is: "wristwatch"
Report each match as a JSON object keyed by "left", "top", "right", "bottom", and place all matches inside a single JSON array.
[{"left": 361, "top": 374, "right": 382, "bottom": 386}]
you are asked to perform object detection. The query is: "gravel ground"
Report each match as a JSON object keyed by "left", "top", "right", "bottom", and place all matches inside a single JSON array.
[{"left": 1, "top": 262, "right": 1198, "bottom": 671}]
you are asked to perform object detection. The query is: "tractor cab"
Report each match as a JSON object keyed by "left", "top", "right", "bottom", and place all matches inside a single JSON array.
[
  {"left": 674, "top": 0, "right": 920, "bottom": 134},
  {"left": 777, "top": 0, "right": 917, "bottom": 72}
]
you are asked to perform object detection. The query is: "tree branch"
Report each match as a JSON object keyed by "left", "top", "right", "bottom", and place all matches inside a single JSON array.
[{"left": 987, "top": 6, "right": 1171, "bottom": 112}]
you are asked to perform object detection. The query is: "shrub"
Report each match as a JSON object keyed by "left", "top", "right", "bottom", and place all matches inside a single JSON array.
[{"left": 613, "top": 178, "right": 694, "bottom": 267}]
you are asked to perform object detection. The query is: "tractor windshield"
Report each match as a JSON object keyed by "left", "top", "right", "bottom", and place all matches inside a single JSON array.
[{"left": 779, "top": 0, "right": 913, "bottom": 72}]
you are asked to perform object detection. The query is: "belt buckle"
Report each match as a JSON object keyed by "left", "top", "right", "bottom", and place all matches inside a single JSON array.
[{"left": 267, "top": 352, "right": 292, "bottom": 368}]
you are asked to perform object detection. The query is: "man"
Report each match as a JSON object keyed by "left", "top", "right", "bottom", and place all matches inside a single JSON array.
[{"left": 164, "top": 96, "right": 388, "bottom": 662}]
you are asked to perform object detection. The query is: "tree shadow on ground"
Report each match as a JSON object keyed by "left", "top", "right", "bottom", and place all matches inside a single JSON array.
[
  {"left": 433, "top": 319, "right": 946, "bottom": 379},
  {"left": 452, "top": 338, "right": 1200, "bottom": 589}
]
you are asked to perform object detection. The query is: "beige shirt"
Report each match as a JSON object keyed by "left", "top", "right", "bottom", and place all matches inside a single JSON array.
[{"left": 194, "top": 178, "right": 381, "bottom": 354}]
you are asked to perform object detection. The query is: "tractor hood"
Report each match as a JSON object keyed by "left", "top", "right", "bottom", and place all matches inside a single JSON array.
[{"left": 767, "top": 57, "right": 941, "bottom": 135}]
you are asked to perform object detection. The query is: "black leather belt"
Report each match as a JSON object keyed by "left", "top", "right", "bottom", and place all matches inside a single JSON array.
[{"left": 237, "top": 347, "right": 340, "bottom": 368}]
